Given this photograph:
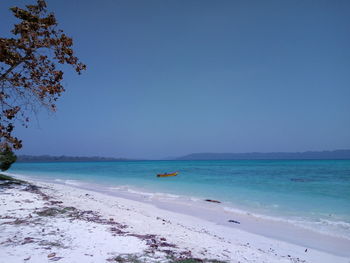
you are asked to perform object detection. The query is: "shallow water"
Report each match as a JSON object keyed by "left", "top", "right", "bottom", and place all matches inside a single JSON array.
[{"left": 10, "top": 159, "right": 350, "bottom": 239}]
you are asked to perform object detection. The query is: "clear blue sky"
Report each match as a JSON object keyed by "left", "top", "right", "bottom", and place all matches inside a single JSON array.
[{"left": 1, "top": 0, "right": 350, "bottom": 159}]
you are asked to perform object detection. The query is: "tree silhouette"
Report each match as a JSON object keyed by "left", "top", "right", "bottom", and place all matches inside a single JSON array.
[
  {"left": 0, "top": 146, "right": 17, "bottom": 171},
  {"left": 0, "top": 0, "right": 86, "bottom": 153}
]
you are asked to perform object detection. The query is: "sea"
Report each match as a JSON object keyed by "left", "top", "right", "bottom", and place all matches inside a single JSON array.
[{"left": 9, "top": 159, "right": 350, "bottom": 241}]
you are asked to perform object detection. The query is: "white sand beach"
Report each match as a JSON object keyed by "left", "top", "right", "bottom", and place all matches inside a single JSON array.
[{"left": 1, "top": 177, "right": 349, "bottom": 263}]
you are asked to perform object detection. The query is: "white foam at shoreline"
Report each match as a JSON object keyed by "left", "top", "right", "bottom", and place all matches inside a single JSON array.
[
  {"left": 223, "top": 206, "right": 350, "bottom": 241},
  {"left": 7, "top": 172, "right": 350, "bottom": 241},
  {"left": 108, "top": 183, "right": 350, "bottom": 241},
  {"left": 293, "top": 219, "right": 350, "bottom": 240},
  {"left": 109, "top": 186, "right": 181, "bottom": 199},
  {"left": 54, "top": 179, "right": 83, "bottom": 186},
  {"left": 108, "top": 187, "right": 350, "bottom": 241},
  {"left": 4, "top": 179, "right": 350, "bottom": 262}
]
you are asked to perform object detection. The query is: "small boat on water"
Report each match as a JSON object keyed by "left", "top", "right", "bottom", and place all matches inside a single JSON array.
[{"left": 157, "top": 172, "right": 178, "bottom": 177}]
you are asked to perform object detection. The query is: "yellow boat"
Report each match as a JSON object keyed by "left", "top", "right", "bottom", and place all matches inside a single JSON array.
[{"left": 157, "top": 172, "right": 178, "bottom": 177}]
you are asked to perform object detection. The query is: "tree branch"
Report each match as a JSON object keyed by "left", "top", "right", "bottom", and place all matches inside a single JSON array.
[{"left": 0, "top": 57, "right": 29, "bottom": 82}]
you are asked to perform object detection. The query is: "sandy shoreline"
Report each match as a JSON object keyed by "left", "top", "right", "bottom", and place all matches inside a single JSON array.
[
  {"left": 1, "top": 176, "right": 349, "bottom": 263},
  {"left": 26, "top": 174, "right": 350, "bottom": 256}
]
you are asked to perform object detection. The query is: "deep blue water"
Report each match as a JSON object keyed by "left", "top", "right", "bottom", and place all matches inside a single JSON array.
[{"left": 9, "top": 159, "right": 350, "bottom": 239}]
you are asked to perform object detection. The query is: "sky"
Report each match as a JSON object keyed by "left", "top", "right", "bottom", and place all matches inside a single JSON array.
[{"left": 1, "top": 0, "right": 350, "bottom": 159}]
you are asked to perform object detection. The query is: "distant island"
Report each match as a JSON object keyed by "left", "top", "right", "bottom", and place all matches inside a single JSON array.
[
  {"left": 16, "top": 155, "right": 132, "bottom": 163},
  {"left": 176, "top": 150, "right": 350, "bottom": 160},
  {"left": 16, "top": 150, "right": 350, "bottom": 163}
]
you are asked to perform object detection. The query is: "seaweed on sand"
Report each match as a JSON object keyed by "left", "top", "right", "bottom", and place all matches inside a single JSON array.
[
  {"left": 170, "top": 259, "right": 228, "bottom": 263},
  {"left": 36, "top": 207, "right": 77, "bottom": 217},
  {"left": 108, "top": 254, "right": 228, "bottom": 263},
  {"left": 0, "top": 174, "right": 26, "bottom": 186}
]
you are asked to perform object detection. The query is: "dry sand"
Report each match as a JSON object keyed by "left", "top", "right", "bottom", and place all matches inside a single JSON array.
[{"left": 1, "top": 178, "right": 349, "bottom": 263}]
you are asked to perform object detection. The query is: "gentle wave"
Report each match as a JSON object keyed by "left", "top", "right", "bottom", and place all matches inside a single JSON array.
[
  {"left": 54, "top": 178, "right": 83, "bottom": 186},
  {"left": 292, "top": 220, "right": 350, "bottom": 240},
  {"left": 106, "top": 184, "right": 350, "bottom": 240},
  {"left": 223, "top": 206, "right": 350, "bottom": 240},
  {"left": 9, "top": 170, "right": 350, "bottom": 241},
  {"left": 319, "top": 219, "right": 350, "bottom": 229},
  {"left": 109, "top": 186, "right": 350, "bottom": 240},
  {"left": 109, "top": 186, "right": 181, "bottom": 199}
]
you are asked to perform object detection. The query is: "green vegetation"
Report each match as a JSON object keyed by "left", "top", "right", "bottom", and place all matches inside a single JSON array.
[
  {"left": 38, "top": 240, "right": 65, "bottom": 248},
  {"left": 36, "top": 206, "right": 77, "bottom": 217},
  {"left": 170, "top": 259, "right": 227, "bottom": 263},
  {"left": 0, "top": 173, "right": 25, "bottom": 184},
  {"left": 0, "top": 148, "right": 17, "bottom": 171},
  {"left": 109, "top": 255, "right": 145, "bottom": 263}
]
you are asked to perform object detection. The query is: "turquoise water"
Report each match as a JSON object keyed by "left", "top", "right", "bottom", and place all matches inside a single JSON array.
[{"left": 9, "top": 160, "right": 350, "bottom": 239}]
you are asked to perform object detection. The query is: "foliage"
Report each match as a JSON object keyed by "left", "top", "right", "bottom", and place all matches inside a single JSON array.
[
  {"left": 0, "top": 0, "right": 86, "bottom": 151},
  {"left": 0, "top": 147, "right": 17, "bottom": 171},
  {"left": 169, "top": 259, "right": 228, "bottom": 263},
  {"left": 109, "top": 255, "right": 145, "bottom": 263},
  {"left": 0, "top": 173, "right": 25, "bottom": 185}
]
